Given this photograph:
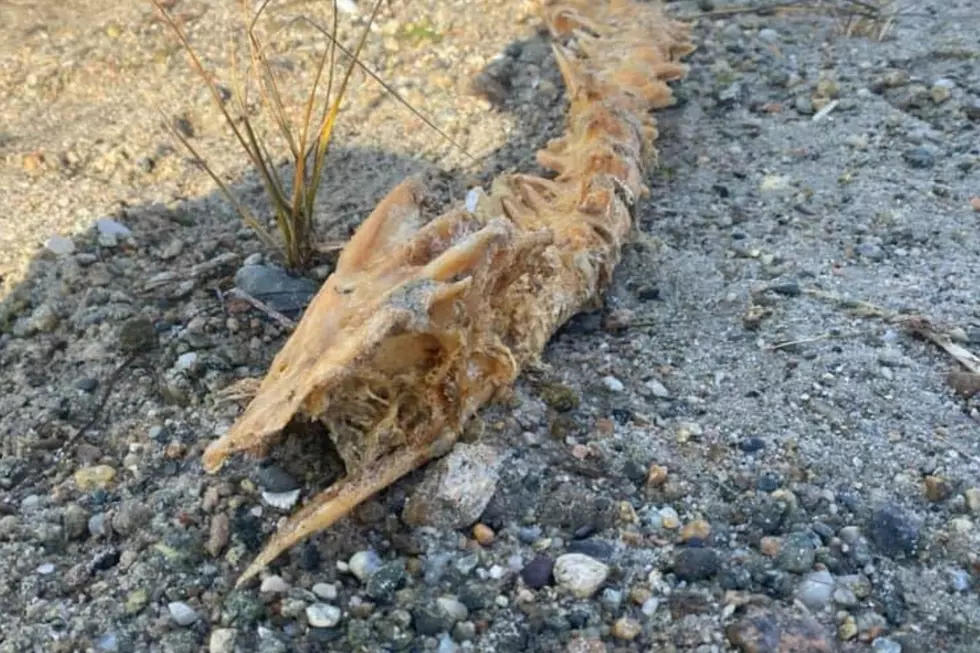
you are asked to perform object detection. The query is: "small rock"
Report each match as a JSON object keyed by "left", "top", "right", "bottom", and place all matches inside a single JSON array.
[
  {"left": 62, "top": 504, "right": 89, "bottom": 540},
  {"left": 312, "top": 582, "right": 338, "bottom": 600},
  {"left": 472, "top": 523, "right": 495, "bottom": 546},
  {"left": 118, "top": 317, "right": 157, "bottom": 353},
  {"left": 777, "top": 532, "right": 817, "bottom": 573},
  {"left": 45, "top": 235, "right": 75, "bottom": 256},
  {"left": 207, "top": 513, "right": 231, "bottom": 557},
  {"left": 644, "top": 379, "right": 670, "bottom": 398},
  {"left": 256, "top": 465, "right": 300, "bottom": 493},
  {"left": 209, "top": 629, "right": 237, "bottom": 653},
  {"left": 930, "top": 78, "right": 955, "bottom": 104},
  {"left": 868, "top": 504, "right": 920, "bottom": 558},
  {"left": 680, "top": 519, "right": 711, "bottom": 543},
  {"left": 306, "top": 603, "right": 342, "bottom": 628},
  {"left": 554, "top": 553, "right": 609, "bottom": 598},
  {"left": 758, "top": 28, "right": 779, "bottom": 43},
  {"left": 96, "top": 218, "right": 132, "bottom": 246},
  {"left": 168, "top": 601, "right": 199, "bottom": 627},
  {"left": 259, "top": 575, "right": 290, "bottom": 594},
  {"left": 124, "top": 589, "right": 149, "bottom": 615},
  {"left": 601, "top": 375, "right": 625, "bottom": 393},
  {"left": 234, "top": 265, "right": 317, "bottom": 317},
  {"left": 348, "top": 549, "right": 382, "bottom": 582},
  {"left": 903, "top": 147, "right": 935, "bottom": 169},
  {"left": 365, "top": 561, "right": 407, "bottom": 601},
  {"left": 965, "top": 488, "right": 980, "bottom": 513},
  {"left": 727, "top": 608, "right": 836, "bottom": 653},
  {"left": 673, "top": 547, "right": 720, "bottom": 581},
  {"left": 924, "top": 475, "right": 952, "bottom": 502},
  {"left": 796, "top": 569, "right": 835, "bottom": 610},
  {"left": 95, "top": 632, "right": 119, "bottom": 652},
  {"left": 435, "top": 596, "right": 469, "bottom": 624},
  {"left": 37, "top": 563, "right": 56, "bottom": 575},
  {"left": 871, "top": 637, "right": 902, "bottom": 653},
  {"left": 74, "top": 465, "right": 116, "bottom": 491},
  {"left": 402, "top": 443, "right": 501, "bottom": 530},
  {"left": 521, "top": 556, "right": 555, "bottom": 589},
  {"left": 611, "top": 617, "right": 642, "bottom": 641},
  {"left": 174, "top": 352, "right": 199, "bottom": 373}
]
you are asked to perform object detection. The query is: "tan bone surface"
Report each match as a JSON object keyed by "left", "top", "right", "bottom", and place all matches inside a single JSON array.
[{"left": 202, "top": 0, "right": 694, "bottom": 587}]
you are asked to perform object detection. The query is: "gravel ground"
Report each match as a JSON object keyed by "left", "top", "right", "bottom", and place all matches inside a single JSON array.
[{"left": 2, "top": 0, "right": 980, "bottom": 652}]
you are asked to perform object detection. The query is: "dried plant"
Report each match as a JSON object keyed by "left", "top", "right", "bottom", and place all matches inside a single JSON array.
[
  {"left": 150, "top": 0, "right": 386, "bottom": 270},
  {"left": 202, "top": 0, "right": 695, "bottom": 587}
]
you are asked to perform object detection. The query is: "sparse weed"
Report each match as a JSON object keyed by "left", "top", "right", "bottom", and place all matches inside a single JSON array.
[{"left": 149, "top": 0, "right": 386, "bottom": 271}]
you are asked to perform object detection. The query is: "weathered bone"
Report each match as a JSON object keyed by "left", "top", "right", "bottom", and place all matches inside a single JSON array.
[{"left": 203, "top": 0, "right": 694, "bottom": 587}]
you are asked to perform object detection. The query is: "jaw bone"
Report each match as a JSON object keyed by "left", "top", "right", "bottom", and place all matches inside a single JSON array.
[{"left": 202, "top": 0, "right": 694, "bottom": 588}]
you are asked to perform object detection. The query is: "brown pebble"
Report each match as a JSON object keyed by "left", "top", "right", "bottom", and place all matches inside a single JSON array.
[
  {"left": 473, "top": 523, "right": 495, "bottom": 546},
  {"left": 726, "top": 608, "right": 836, "bottom": 653},
  {"left": 680, "top": 519, "right": 711, "bottom": 542},
  {"left": 629, "top": 586, "right": 652, "bottom": 605},
  {"left": 611, "top": 617, "right": 642, "bottom": 641},
  {"left": 206, "top": 513, "right": 230, "bottom": 557},
  {"left": 924, "top": 475, "right": 953, "bottom": 502},
  {"left": 646, "top": 464, "right": 669, "bottom": 487},
  {"left": 164, "top": 441, "right": 186, "bottom": 459},
  {"left": 760, "top": 536, "right": 782, "bottom": 557}
]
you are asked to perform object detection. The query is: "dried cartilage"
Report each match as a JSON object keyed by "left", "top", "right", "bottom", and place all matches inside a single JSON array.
[{"left": 203, "top": 0, "right": 694, "bottom": 587}]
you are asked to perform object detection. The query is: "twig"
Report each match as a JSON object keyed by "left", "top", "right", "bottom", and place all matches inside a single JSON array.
[
  {"left": 226, "top": 287, "right": 297, "bottom": 330},
  {"left": 59, "top": 352, "right": 141, "bottom": 456},
  {"left": 766, "top": 333, "right": 833, "bottom": 350}
]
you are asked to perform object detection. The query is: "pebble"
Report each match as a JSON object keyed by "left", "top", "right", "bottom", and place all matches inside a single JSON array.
[
  {"left": 672, "top": 547, "right": 720, "bottom": 581},
  {"left": 872, "top": 637, "right": 902, "bottom": 653},
  {"left": 306, "top": 603, "right": 342, "bottom": 628},
  {"left": 402, "top": 443, "right": 502, "bottom": 530},
  {"left": 207, "top": 513, "right": 230, "bottom": 557},
  {"left": 435, "top": 596, "right": 469, "bottom": 623},
  {"left": 167, "top": 601, "right": 199, "bottom": 626},
  {"left": 777, "top": 532, "right": 817, "bottom": 573},
  {"left": 348, "top": 549, "right": 382, "bottom": 582},
  {"left": 903, "top": 146, "right": 935, "bottom": 169},
  {"left": 74, "top": 465, "right": 116, "bottom": 491},
  {"left": 472, "top": 523, "right": 495, "bottom": 546},
  {"left": 96, "top": 218, "right": 132, "bottom": 246},
  {"left": 867, "top": 504, "right": 919, "bottom": 558},
  {"left": 601, "top": 375, "right": 625, "bottom": 393},
  {"left": 256, "top": 465, "right": 300, "bottom": 493},
  {"left": 88, "top": 513, "right": 111, "bottom": 538},
  {"left": 312, "top": 582, "right": 338, "bottom": 600},
  {"left": 45, "top": 235, "right": 75, "bottom": 255},
  {"left": 37, "top": 563, "right": 56, "bottom": 575},
  {"left": 659, "top": 506, "right": 680, "bottom": 529},
  {"left": 641, "top": 597, "right": 660, "bottom": 617},
  {"left": 611, "top": 617, "right": 642, "bottom": 641},
  {"left": 796, "top": 569, "right": 835, "bottom": 610},
  {"left": 553, "top": 553, "right": 609, "bottom": 598},
  {"left": 521, "top": 556, "right": 555, "bottom": 589},
  {"left": 95, "top": 633, "right": 119, "bottom": 652},
  {"left": 259, "top": 575, "right": 290, "bottom": 594},
  {"left": 726, "top": 608, "right": 836, "bottom": 653},
  {"left": 209, "top": 629, "right": 236, "bottom": 653},
  {"left": 234, "top": 264, "right": 317, "bottom": 316},
  {"left": 644, "top": 379, "right": 670, "bottom": 398},
  {"left": 757, "top": 28, "right": 780, "bottom": 43},
  {"left": 963, "top": 487, "right": 980, "bottom": 513}
]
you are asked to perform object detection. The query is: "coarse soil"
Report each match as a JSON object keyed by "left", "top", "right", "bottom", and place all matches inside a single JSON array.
[{"left": 1, "top": 0, "right": 979, "bottom": 652}]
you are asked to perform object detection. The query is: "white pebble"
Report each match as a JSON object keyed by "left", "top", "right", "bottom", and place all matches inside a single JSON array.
[
  {"left": 167, "top": 601, "right": 199, "bottom": 626},
  {"left": 554, "top": 553, "right": 610, "bottom": 598},
  {"left": 209, "top": 628, "right": 237, "bottom": 653},
  {"left": 312, "top": 582, "right": 338, "bottom": 600},
  {"left": 602, "top": 375, "right": 625, "bottom": 393},
  {"left": 45, "top": 235, "right": 75, "bottom": 256},
  {"left": 259, "top": 575, "right": 290, "bottom": 594},
  {"left": 306, "top": 603, "right": 342, "bottom": 628},
  {"left": 348, "top": 549, "right": 382, "bottom": 582}
]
